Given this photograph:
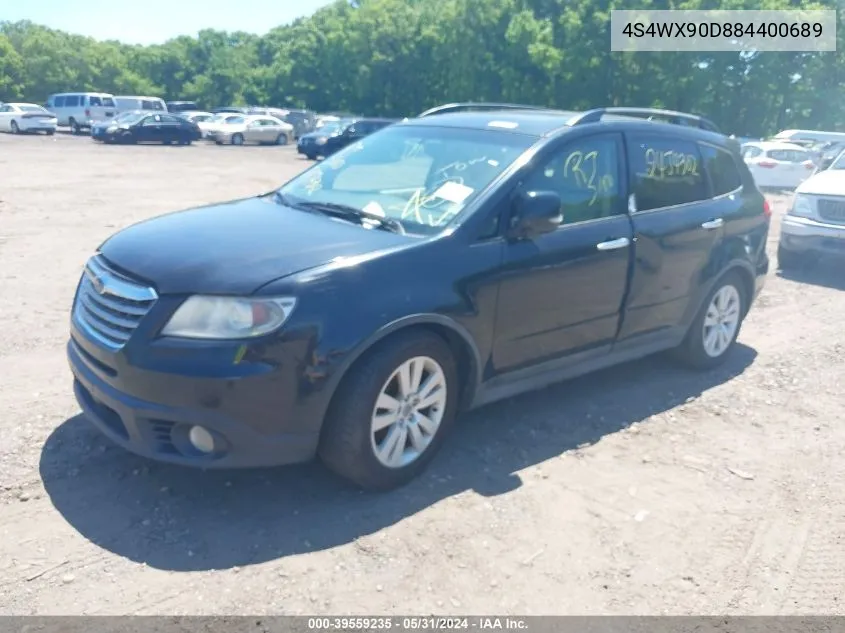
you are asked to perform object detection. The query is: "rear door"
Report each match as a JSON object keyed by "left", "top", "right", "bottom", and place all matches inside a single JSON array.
[
  {"left": 137, "top": 114, "right": 164, "bottom": 142},
  {"left": 158, "top": 114, "right": 184, "bottom": 142},
  {"left": 492, "top": 131, "right": 633, "bottom": 372},
  {"left": 617, "top": 132, "right": 724, "bottom": 345}
]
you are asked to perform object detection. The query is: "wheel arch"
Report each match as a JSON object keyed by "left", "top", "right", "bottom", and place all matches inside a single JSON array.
[
  {"left": 322, "top": 314, "right": 484, "bottom": 422},
  {"left": 686, "top": 260, "right": 756, "bottom": 331}
]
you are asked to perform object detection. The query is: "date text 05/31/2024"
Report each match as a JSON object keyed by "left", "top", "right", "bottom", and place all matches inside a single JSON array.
[{"left": 306, "top": 617, "right": 529, "bottom": 630}]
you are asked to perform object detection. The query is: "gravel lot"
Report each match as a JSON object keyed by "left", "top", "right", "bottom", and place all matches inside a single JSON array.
[{"left": 1, "top": 131, "right": 845, "bottom": 616}]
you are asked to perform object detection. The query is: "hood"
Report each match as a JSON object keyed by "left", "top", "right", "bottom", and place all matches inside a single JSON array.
[
  {"left": 797, "top": 169, "right": 845, "bottom": 196},
  {"left": 98, "top": 196, "right": 413, "bottom": 295},
  {"left": 301, "top": 130, "right": 338, "bottom": 140}
]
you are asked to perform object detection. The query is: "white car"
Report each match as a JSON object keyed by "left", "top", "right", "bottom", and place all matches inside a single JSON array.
[
  {"left": 741, "top": 141, "right": 817, "bottom": 189},
  {"left": 0, "top": 103, "right": 58, "bottom": 135},
  {"left": 200, "top": 113, "right": 247, "bottom": 138},
  {"left": 778, "top": 149, "right": 845, "bottom": 268},
  {"left": 178, "top": 111, "right": 216, "bottom": 135}
]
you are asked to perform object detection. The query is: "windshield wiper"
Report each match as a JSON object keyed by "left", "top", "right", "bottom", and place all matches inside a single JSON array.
[{"left": 293, "top": 200, "right": 405, "bottom": 234}]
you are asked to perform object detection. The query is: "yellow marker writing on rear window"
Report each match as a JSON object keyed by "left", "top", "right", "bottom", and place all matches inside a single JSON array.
[{"left": 233, "top": 345, "right": 247, "bottom": 364}]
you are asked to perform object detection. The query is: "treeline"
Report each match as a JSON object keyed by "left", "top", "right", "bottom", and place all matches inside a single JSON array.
[{"left": 1, "top": 0, "right": 844, "bottom": 136}]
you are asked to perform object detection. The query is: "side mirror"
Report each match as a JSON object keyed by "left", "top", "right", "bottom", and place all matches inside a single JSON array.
[{"left": 508, "top": 191, "right": 563, "bottom": 240}]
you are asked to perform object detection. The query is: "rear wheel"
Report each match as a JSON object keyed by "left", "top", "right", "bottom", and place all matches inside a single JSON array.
[
  {"left": 10, "top": 120, "right": 19, "bottom": 134},
  {"left": 672, "top": 272, "right": 746, "bottom": 370},
  {"left": 318, "top": 331, "right": 459, "bottom": 491},
  {"left": 69, "top": 118, "right": 82, "bottom": 135},
  {"left": 231, "top": 133, "right": 244, "bottom": 146},
  {"left": 305, "top": 153, "right": 316, "bottom": 160}
]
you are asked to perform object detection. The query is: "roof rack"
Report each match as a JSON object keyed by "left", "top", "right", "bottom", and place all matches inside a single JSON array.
[
  {"left": 568, "top": 107, "right": 721, "bottom": 133},
  {"left": 417, "top": 102, "right": 553, "bottom": 117}
]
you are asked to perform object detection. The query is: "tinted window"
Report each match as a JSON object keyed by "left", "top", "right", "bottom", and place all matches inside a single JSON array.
[
  {"left": 159, "top": 114, "right": 181, "bottom": 124},
  {"left": 627, "top": 136, "right": 707, "bottom": 211},
  {"left": 152, "top": 100, "right": 164, "bottom": 111},
  {"left": 141, "top": 100, "right": 153, "bottom": 110},
  {"left": 89, "top": 96, "right": 102, "bottom": 106},
  {"left": 699, "top": 144, "right": 742, "bottom": 196},
  {"left": 102, "top": 97, "right": 115, "bottom": 107},
  {"left": 521, "top": 134, "right": 623, "bottom": 225},
  {"left": 65, "top": 95, "right": 80, "bottom": 107},
  {"left": 742, "top": 146, "right": 763, "bottom": 159},
  {"left": 54, "top": 96, "right": 66, "bottom": 107}
]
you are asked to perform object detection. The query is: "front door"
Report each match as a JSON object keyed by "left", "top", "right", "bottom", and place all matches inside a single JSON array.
[
  {"left": 492, "top": 132, "right": 633, "bottom": 373},
  {"left": 138, "top": 115, "right": 165, "bottom": 143}
]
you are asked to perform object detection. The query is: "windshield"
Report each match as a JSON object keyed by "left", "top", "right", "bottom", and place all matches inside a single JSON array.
[
  {"left": 829, "top": 149, "right": 845, "bottom": 170},
  {"left": 316, "top": 121, "right": 344, "bottom": 135},
  {"left": 113, "top": 111, "right": 146, "bottom": 124},
  {"left": 276, "top": 124, "right": 534, "bottom": 235}
]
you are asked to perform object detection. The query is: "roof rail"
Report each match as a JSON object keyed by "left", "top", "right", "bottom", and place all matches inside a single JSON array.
[
  {"left": 568, "top": 107, "right": 721, "bottom": 133},
  {"left": 417, "top": 102, "right": 553, "bottom": 118}
]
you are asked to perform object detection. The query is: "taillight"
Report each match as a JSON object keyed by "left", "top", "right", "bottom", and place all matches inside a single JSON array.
[
  {"left": 763, "top": 199, "right": 772, "bottom": 219},
  {"left": 757, "top": 160, "right": 777, "bottom": 168},
  {"left": 85, "top": 109, "right": 91, "bottom": 117}
]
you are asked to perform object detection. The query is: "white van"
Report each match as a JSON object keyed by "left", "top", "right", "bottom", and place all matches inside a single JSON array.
[
  {"left": 46, "top": 92, "right": 117, "bottom": 134},
  {"left": 773, "top": 129, "right": 845, "bottom": 145},
  {"left": 114, "top": 96, "right": 167, "bottom": 115}
]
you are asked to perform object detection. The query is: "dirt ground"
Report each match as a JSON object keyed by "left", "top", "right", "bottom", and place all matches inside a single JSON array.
[{"left": 1, "top": 131, "right": 845, "bottom": 616}]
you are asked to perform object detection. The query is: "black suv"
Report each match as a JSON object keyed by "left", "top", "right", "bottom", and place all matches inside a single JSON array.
[
  {"left": 67, "top": 104, "right": 770, "bottom": 491},
  {"left": 297, "top": 117, "right": 397, "bottom": 160}
]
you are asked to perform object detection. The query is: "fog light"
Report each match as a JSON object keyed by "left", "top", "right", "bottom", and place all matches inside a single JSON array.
[{"left": 188, "top": 425, "right": 215, "bottom": 453}]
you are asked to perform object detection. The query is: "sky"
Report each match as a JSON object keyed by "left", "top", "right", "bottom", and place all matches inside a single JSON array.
[{"left": 3, "top": 0, "right": 336, "bottom": 45}]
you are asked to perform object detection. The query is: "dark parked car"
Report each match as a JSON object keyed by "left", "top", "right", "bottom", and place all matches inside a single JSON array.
[
  {"left": 68, "top": 104, "right": 769, "bottom": 491},
  {"left": 166, "top": 101, "right": 199, "bottom": 113},
  {"left": 90, "top": 111, "right": 202, "bottom": 145},
  {"left": 296, "top": 117, "right": 395, "bottom": 159}
]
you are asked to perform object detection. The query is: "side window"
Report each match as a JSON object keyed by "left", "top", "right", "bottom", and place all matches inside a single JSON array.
[
  {"left": 159, "top": 115, "right": 180, "bottom": 124},
  {"left": 89, "top": 96, "right": 102, "bottom": 106},
  {"left": 142, "top": 100, "right": 153, "bottom": 110},
  {"left": 54, "top": 96, "right": 66, "bottom": 107},
  {"left": 142, "top": 116, "right": 159, "bottom": 126},
  {"left": 521, "top": 134, "right": 623, "bottom": 225},
  {"left": 699, "top": 144, "right": 742, "bottom": 196},
  {"left": 65, "top": 95, "right": 80, "bottom": 107},
  {"left": 627, "top": 136, "right": 707, "bottom": 211},
  {"left": 0, "top": 105, "right": 10, "bottom": 113},
  {"left": 152, "top": 100, "right": 164, "bottom": 111}
]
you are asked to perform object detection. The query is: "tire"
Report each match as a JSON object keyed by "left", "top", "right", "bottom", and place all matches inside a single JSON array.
[
  {"left": 70, "top": 118, "right": 82, "bottom": 135},
  {"left": 275, "top": 133, "right": 288, "bottom": 146},
  {"left": 231, "top": 133, "right": 244, "bottom": 146},
  {"left": 777, "top": 243, "right": 816, "bottom": 270},
  {"left": 46, "top": 130, "right": 55, "bottom": 136},
  {"left": 10, "top": 121, "right": 19, "bottom": 134},
  {"left": 671, "top": 271, "right": 746, "bottom": 370},
  {"left": 305, "top": 153, "right": 316, "bottom": 160},
  {"left": 318, "top": 331, "right": 459, "bottom": 491}
]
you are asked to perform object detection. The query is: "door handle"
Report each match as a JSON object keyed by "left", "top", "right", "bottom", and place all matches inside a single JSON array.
[
  {"left": 701, "top": 218, "right": 724, "bottom": 230},
  {"left": 596, "top": 237, "right": 630, "bottom": 251}
]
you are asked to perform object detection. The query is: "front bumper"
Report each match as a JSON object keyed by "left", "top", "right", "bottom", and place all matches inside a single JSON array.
[
  {"left": 67, "top": 331, "right": 320, "bottom": 469},
  {"left": 780, "top": 215, "right": 845, "bottom": 255}
]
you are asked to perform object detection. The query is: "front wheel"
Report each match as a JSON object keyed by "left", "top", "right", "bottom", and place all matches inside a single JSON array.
[
  {"left": 10, "top": 121, "right": 19, "bottom": 134},
  {"left": 318, "top": 331, "right": 459, "bottom": 491},
  {"left": 276, "top": 133, "right": 289, "bottom": 146},
  {"left": 231, "top": 133, "right": 244, "bottom": 146},
  {"left": 671, "top": 272, "right": 746, "bottom": 370}
]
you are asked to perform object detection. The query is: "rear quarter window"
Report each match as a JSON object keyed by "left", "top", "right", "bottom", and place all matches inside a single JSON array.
[
  {"left": 699, "top": 144, "right": 742, "bottom": 196},
  {"left": 627, "top": 136, "right": 708, "bottom": 211}
]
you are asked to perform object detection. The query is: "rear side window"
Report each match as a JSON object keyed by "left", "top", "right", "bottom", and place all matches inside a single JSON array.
[
  {"left": 54, "top": 96, "right": 66, "bottom": 107},
  {"left": 65, "top": 95, "right": 80, "bottom": 107},
  {"left": 768, "top": 149, "right": 809, "bottom": 163},
  {"left": 627, "top": 136, "right": 708, "bottom": 211},
  {"left": 699, "top": 144, "right": 742, "bottom": 196},
  {"left": 89, "top": 96, "right": 102, "bottom": 106}
]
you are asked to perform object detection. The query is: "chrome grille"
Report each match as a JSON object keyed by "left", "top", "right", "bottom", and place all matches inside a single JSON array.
[
  {"left": 72, "top": 255, "right": 157, "bottom": 350},
  {"left": 818, "top": 198, "right": 845, "bottom": 224}
]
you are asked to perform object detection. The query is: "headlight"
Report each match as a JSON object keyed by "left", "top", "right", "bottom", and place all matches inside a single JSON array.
[
  {"left": 789, "top": 194, "right": 814, "bottom": 218},
  {"left": 161, "top": 296, "right": 297, "bottom": 339},
  {"left": 315, "top": 137, "right": 327, "bottom": 145}
]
